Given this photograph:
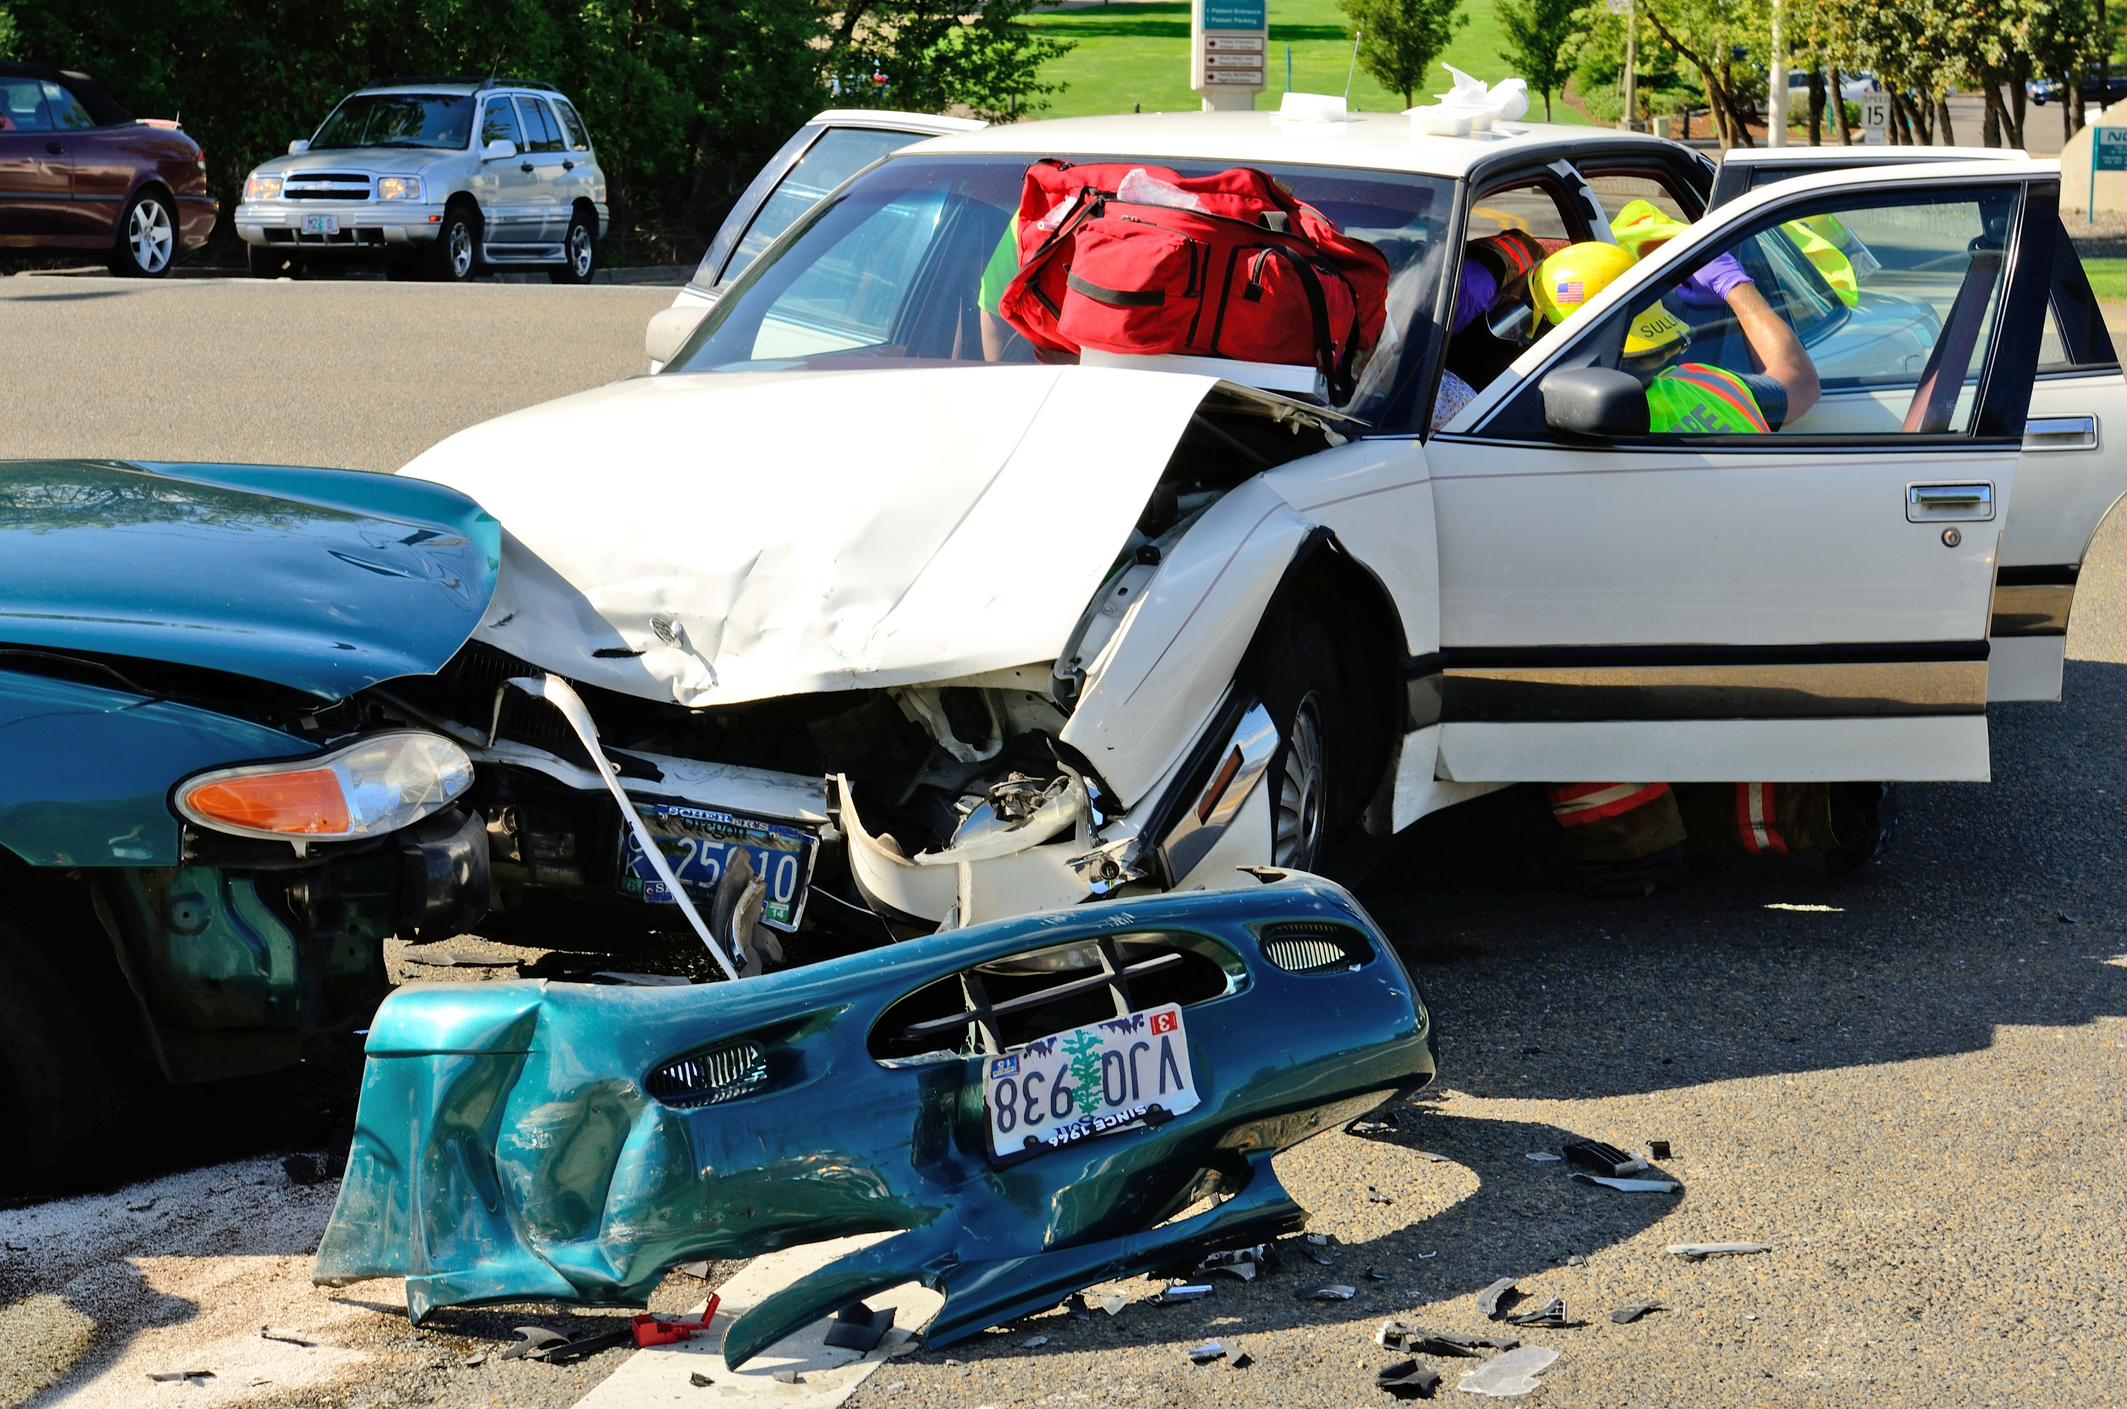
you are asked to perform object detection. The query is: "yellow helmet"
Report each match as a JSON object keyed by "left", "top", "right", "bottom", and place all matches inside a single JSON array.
[
  {"left": 1610, "top": 198, "right": 1690, "bottom": 261},
  {"left": 1534, "top": 240, "right": 1687, "bottom": 359}
]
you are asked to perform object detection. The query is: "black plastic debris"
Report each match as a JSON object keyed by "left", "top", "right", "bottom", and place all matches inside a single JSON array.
[
  {"left": 1064, "top": 1293, "right": 1092, "bottom": 1321},
  {"left": 127, "top": 1198, "right": 157, "bottom": 1213},
  {"left": 1564, "top": 1255, "right": 1586, "bottom": 1267},
  {"left": 1504, "top": 1296, "right": 1569, "bottom": 1328},
  {"left": 1348, "top": 1110, "right": 1400, "bottom": 1136},
  {"left": 1476, "top": 1277, "right": 1520, "bottom": 1319},
  {"left": 2058, "top": 911, "right": 2078, "bottom": 924},
  {"left": 260, "top": 1325, "right": 316, "bottom": 1347},
  {"left": 1367, "top": 1185, "right": 1395, "bottom": 1205},
  {"left": 1647, "top": 1140, "right": 1672, "bottom": 1160},
  {"left": 1610, "top": 1303, "right": 1662, "bottom": 1324},
  {"left": 1560, "top": 1140, "right": 1648, "bottom": 1177},
  {"left": 690, "top": 1371, "right": 714, "bottom": 1387},
  {"left": 824, "top": 1301, "right": 896, "bottom": 1352},
  {"left": 1376, "top": 1359, "right": 1442, "bottom": 1399},
  {"left": 1187, "top": 1341, "right": 1227, "bottom": 1364},
  {"left": 1667, "top": 1242, "right": 1772, "bottom": 1259},
  {"left": 144, "top": 1370, "right": 214, "bottom": 1383},
  {"left": 674, "top": 1260, "right": 712, "bottom": 1279},
  {"left": 500, "top": 1328, "right": 567, "bottom": 1361},
  {"left": 1302, "top": 1284, "right": 1357, "bottom": 1301},
  {"left": 1377, "top": 1321, "right": 1508, "bottom": 1357},
  {"left": 539, "top": 1328, "right": 633, "bottom": 1362},
  {"left": 1198, "top": 1244, "right": 1277, "bottom": 1281},
  {"left": 1519, "top": 1046, "right": 1542, "bottom": 1056},
  {"left": 1365, "top": 1265, "right": 1390, "bottom": 1282},
  {"left": 1230, "top": 1351, "right": 1254, "bottom": 1369},
  {"left": 281, "top": 1153, "right": 345, "bottom": 1187}
]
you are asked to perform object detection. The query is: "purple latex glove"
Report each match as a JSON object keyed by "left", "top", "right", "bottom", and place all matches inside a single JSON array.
[
  {"left": 1676, "top": 251, "right": 1752, "bottom": 308},
  {"left": 1453, "top": 260, "right": 1498, "bottom": 333}
]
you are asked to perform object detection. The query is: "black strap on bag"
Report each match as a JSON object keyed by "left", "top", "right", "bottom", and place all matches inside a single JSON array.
[{"left": 1240, "top": 244, "right": 1361, "bottom": 401}]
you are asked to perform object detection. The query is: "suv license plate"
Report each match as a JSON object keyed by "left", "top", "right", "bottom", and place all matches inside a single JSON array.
[
  {"left": 302, "top": 214, "right": 339, "bottom": 235},
  {"left": 983, "top": 1004, "right": 1200, "bottom": 1159},
  {"left": 618, "top": 804, "right": 817, "bottom": 931}
]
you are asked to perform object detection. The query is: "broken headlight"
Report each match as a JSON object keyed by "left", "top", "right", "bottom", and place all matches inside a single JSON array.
[{"left": 175, "top": 731, "right": 474, "bottom": 846}]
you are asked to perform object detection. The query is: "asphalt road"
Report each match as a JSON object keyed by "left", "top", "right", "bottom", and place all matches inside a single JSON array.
[{"left": 4, "top": 277, "right": 2127, "bottom": 1408}]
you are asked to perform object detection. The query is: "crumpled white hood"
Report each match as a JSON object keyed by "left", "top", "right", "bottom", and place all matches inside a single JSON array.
[{"left": 402, "top": 364, "right": 1218, "bottom": 707}]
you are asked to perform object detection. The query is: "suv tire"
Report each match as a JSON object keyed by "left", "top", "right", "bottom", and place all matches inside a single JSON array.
[
  {"left": 0, "top": 916, "right": 120, "bottom": 1191},
  {"left": 110, "top": 189, "right": 177, "bottom": 277},
  {"left": 549, "top": 208, "right": 596, "bottom": 284},
  {"left": 426, "top": 204, "right": 481, "bottom": 282}
]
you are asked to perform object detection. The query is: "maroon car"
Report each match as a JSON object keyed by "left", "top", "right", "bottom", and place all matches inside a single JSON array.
[{"left": 0, "top": 62, "right": 216, "bottom": 276}]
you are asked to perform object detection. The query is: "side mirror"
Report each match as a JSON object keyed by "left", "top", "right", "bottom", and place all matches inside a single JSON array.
[
  {"left": 1541, "top": 367, "right": 1649, "bottom": 438},
  {"left": 483, "top": 138, "right": 517, "bottom": 161},
  {"left": 288, "top": 139, "right": 310, "bottom": 156},
  {"left": 646, "top": 303, "right": 712, "bottom": 369}
]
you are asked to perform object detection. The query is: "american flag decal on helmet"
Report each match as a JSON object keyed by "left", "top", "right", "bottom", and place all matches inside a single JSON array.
[{"left": 1555, "top": 278, "right": 1584, "bottom": 303}]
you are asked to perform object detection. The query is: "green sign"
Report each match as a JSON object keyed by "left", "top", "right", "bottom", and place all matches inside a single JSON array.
[
  {"left": 2097, "top": 127, "right": 2127, "bottom": 171},
  {"left": 1204, "top": 0, "right": 1266, "bottom": 29}
]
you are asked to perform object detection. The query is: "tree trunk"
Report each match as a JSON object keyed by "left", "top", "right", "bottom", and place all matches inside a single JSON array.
[
  {"left": 2008, "top": 63, "right": 2027, "bottom": 148},
  {"left": 1808, "top": 67, "right": 1825, "bottom": 145},
  {"left": 2074, "top": 78, "right": 2087, "bottom": 134},
  {"left": 1982, "top": 78, "right": 2003, "bottom": 147},
  {"left": 1937, "top": 95, "right": 1955, "bottom": 146},
  {"left": 1830, "top": 67, "right": 1852, "bottom": 144}
]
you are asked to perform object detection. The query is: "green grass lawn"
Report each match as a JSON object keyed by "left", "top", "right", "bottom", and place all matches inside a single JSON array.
[
  {"left": 2083, "top": 258, "right": 2127, "bottom": 303},
  {"left": 1021, "top": 0, "right": 1588, "bottom": 124}
]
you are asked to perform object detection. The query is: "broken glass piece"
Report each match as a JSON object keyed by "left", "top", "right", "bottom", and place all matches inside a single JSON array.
[
  {"left": 1019, "top": 1335, "right": 1050, "bottom": 1349},
  {"left": 1367, "top": 1185, "right": 1395, "bottom": 1205},
  {"left": 1476, "top": 1277, "right": 1519, "bottom": 1319},
  {"left": 1666, "top": 1243, "right": 1772, "bottom": 1258},
  {"left": 1305, "top": 1247, "right": 1336, "bottom": 1266},
  {"left": 1570, "top": 1173, "right": 1680, "bottom": 1194},
  {"left": 1456, "top": 1346, "right": 1559, "bottom": 1397},
  {"left": 771, "top": 1368, "right": 802, "bottom": 1384},
  {"left": 1097, "top": 1293, "right": 1129, "bottom": 1316},
  {"left": 1303, "top": 1284, "right": 1357, "bottom": 1301},
  {"left": 689, "top": 1371, "right": 713, "bottom": 1387},
  {"left": 1187, "top": 1341, "right": 1226, "bottom": 1363},
  {"left": 1365, "top": 1265, "right": 1389, "bottom": 1281},
  {"left": 1523, "top": 1152, "right": 1561, "bottom": 1162},
  {"left": 674, "top": 1260, "right": 712, "bottom": 1279},
  {"left": 1376, "top": 1358, "right": 1442, "bottom": 1397},
  {"left": 1504, "top": 1296, "right": 1568, "bottom": 1328},
  {"left": 1608, "top": 1303, "right": 1661, "bottom": 1325},
  {"left": 1415, "top": 1151, "right": 1449, "bottom": 1163}
]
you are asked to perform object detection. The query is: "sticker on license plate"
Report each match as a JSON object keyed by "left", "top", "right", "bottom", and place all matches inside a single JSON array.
[
  {"left": 301, "top": 214, "right": 339, "bottom": 235},
  {"left": 983, "top": 1004, "right": 1199, "bottom": 1159},
  {"left": 618, "top": 804, "right": 817, "bottom": 931}
]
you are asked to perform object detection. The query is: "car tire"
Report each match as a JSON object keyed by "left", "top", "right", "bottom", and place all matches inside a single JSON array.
[
  {"left": 0, "top": 915, "right": 120, "bottom": 1191},
  {"left": 549, "top": 208, "right": 596, "bottom": 284},
  {"left": 1267, "top": 616, "right": 1347, "bottom": 873},
  {"left": 109, "top": 189, "right": 178, "bottom": 278},
  {"left": 425, "top": 204, "right": 481, "bottom": 282}
]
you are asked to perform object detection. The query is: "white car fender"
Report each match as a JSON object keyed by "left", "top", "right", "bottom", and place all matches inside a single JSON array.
[{"left": 1060, "top": 477, "right": 1314, "bottom": 809}]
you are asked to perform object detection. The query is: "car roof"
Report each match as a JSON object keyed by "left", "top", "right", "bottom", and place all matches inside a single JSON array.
[
  {"left": 1722, "top": 146, "right": 2030, "bottom": 166},
  {"left": 805, "top": 108, "right": 986, "bottom": 135},
  {"left": 903, "top": 107, "right": 1680, "bottom": 178},
  {"left": 355, "top": 78, "right": 562, "bottom": 98}
]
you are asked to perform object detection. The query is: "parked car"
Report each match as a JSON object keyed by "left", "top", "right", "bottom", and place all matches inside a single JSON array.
[
  {"left": 5, "top": 113, "right": 2121, "bottom": 1185},
  {"left": 232, "top": 76, "right": 607, "bottom": 282},
  {"left": 0, "top": 61, "right": 216, "bottom": 276},
  {"left": 645, "top": 109, "right": 984, "bottom": 369},
  {"left": 2029, "top": 74, "right": 2127, "bottom": 107}
]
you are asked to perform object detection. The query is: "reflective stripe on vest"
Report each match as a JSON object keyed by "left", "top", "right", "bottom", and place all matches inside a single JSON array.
[
  {"left": 1646, "top": 362, "right": 1770, "bottom": 434},
  {"left": 1544, "top": 781, "right": 1672, "bottom": 826}
]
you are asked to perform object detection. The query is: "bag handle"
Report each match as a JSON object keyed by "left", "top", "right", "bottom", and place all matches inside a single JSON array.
[{"left": 1245, "top": 246, "right": 1356, "bottom": 401}]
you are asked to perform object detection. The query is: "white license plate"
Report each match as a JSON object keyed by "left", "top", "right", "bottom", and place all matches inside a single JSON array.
[
  {"left": 301, "top": 214, "right": 340, "bottom": 235},
  {"left": 982, "top": 1003, "right": 1200, "bottom": 1159}
]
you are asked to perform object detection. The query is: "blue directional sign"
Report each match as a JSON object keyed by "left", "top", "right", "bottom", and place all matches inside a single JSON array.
[{"left": 1204, "top": 0, "right": 1266, "bottom": 29}]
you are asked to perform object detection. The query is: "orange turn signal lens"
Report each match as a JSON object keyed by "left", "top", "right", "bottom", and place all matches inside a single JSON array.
[{"left": 182, "top": 768, "right": 350, "bottom": 835}]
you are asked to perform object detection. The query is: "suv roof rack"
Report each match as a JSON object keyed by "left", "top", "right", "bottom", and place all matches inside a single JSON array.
[{"left": 361, "top": 76, "right": 558, "bottom": 92}]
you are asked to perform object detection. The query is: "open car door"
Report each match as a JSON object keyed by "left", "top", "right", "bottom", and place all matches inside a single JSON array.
[{"left": 1425, "top": 161, "right": 2059, "bottom": 784}]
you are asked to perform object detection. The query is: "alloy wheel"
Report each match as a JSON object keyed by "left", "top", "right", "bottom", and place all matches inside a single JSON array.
[
  {"left": 1273, "top": 692, "right": 1325, "bottom": 868},
  {"left": 568, "top": 225, "right": 593, "bottom": 279},
  {"left": 448, "top": 223, "right": 474, "bottom": 279},
  {"left": 129, "top": 199, "right": 173, "bottom": 274}
]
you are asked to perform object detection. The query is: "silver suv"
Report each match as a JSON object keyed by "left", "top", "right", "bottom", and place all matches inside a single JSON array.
[{"left": 234, "top": 77, "right": 607, "bottom": 282}]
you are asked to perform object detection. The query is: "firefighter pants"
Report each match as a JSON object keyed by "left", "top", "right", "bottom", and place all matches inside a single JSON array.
[{"left": 1545, "top": 781, "right": 1842, "bottom": 862}]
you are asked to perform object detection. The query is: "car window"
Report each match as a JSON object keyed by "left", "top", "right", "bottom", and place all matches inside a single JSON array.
[
  {"left": 515, "top": 97, "right": 564, "bottom": 154},
  {"left": 551, "top": 98, "right": 591, "bottom": 152},
  {"left": 724, "top": 127, "right": 929, "bottom": 287},
  {"left": 2038, "top": 222, "right": 2118, "bottom": 373},
  {"left": 1602, "top": 189, "right": 2020, "bottom": 436},
  {"left": 1585, "top": 174, "right": 1692, "bottom": 224},
  {"left": 481, "top": 99, "right": 522, "bottom": 150},
  {"left": 41, "top": 81, "right": 93, "bottom": 131},
  {"left": 310, "top": 93, "right": 475, "bottom": 151},
  {"left": 668, "top": 153, "right": 1456, "bottom": 425},
  {"left": 1467, "top": 178, "right": 1575, "bottom": 243},
  {"left": 0, "top": 80, "right": 53, "bottom": 132}
]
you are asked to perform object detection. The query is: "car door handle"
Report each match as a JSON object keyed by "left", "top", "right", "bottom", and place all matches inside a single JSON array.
[
  {"left": 2024, "top": 415, "right": 2099, "bottom": 452},
  {"left": 1907, "top": 482, "right": 1996, "bottom": 521},
  {"left": 521, "top": 161, "right": 535, "bottom": 173}
]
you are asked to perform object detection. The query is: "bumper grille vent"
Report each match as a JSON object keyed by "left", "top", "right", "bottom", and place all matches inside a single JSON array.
[
  {"left": 1258, "top": 920, "right": 1372, "bottom": 974},
  {"left": 645, "top": 1042, "right": 769, "bottom": 1108}
]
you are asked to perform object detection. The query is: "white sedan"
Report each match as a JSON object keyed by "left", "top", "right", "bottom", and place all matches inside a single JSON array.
[{"left": 394, "top": 108, "right": 2121, "bottom": 952}]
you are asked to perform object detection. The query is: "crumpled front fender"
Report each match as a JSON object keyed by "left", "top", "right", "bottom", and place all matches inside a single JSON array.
[{"left": 314, "top": 877, "right": 1436, "bottom": 1360}]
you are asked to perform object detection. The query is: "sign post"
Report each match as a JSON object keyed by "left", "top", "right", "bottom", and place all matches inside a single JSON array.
[
  {"left": 1193, "top": 0, "right": 1267, "bottom": 112},
  {"left": 2093, "top": 127, "right": 2127, "bottom": 223},
  {"left": 1859, "top": 91, "right": 1888, "bottom": 146}
]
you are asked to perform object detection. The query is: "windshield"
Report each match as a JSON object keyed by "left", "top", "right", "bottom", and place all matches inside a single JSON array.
[
  {"left": 310, "top": 94, "right": 474, "bottom": 151},
  {"left": 666, "top": 154, "right": 1456, "bottom": 422}
]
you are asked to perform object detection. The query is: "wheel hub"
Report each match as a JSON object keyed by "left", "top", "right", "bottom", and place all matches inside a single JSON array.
[{"left": 1273, "top": 693, "right": 1324, "bottom": 868}]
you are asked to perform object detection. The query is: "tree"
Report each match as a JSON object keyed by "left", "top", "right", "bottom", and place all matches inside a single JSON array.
[
  {"left": 1636, "top": 0, "right": 1771, "bottom": 147},
  {"left": 1496, "top": 0, "right": 1581, "bottom": 120},
  {"left": 1338, "top": 0, "right": 1469, "bottom": 109},
  {"left": 828, "top": 1, "right": 1073, "bottom": 123}
]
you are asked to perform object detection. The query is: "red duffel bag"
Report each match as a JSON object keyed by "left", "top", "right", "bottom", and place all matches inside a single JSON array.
[{"left": 996, "top": 160, "right": 1390, "bottom": 399}]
